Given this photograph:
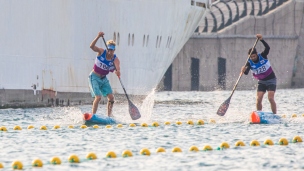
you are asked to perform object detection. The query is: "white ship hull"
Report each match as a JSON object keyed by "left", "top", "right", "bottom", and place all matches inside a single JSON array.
[{"left": 0, "top": 0, "right": 210, "bottom": 100}]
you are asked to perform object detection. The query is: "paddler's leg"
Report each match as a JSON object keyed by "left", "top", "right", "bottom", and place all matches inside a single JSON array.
[
  {"left": 107, "top": 94, "right": 114, "bottom": 117},
  {"left": 88, "top": 72, "right": 103, "bottom": 115},
  {"left": 268, "top": 91, "right": 276, "bottom": 114},
  {"left": 267, "top": 83, "right": 277, "bottom": 114},
  {"left": 100, "top": 77, "right": 114, "bottom": 117},
  {"left": 256, "top": 82, "right": 266, "bottom": 111},
  {"left": 256, "top": 91, "right": 265, "bottom": 111},
  {"left": 92, "top": 96, "right": 101, "bottom": 114}
]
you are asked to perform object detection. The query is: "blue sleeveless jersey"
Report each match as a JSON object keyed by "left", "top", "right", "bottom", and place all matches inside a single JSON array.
[
  {"left": 93, "top": 50, "right": 116, "bottom": 76},
  {"left": 248, "top": 54, "right": 273, "bottom": 80}
]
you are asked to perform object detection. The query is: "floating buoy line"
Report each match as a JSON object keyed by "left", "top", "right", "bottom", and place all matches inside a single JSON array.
[
  {"left": 1, "top": 113, "right": 304, "bottom": 131},
  {"left": 0, "top": 135, "right": 302, "bottom": 170},
  {"left": 1, "top": 114, "right": 304, "bottom": 169}
]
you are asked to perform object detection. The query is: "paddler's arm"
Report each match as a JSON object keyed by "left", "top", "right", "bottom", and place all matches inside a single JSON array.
[
  {"left": 257, "top": 34, "right": 270, "bottom": 58},
  {"left": 90, "top": 32, "right": 104, "bottom": 55},
  {"left": 241, "top": 62, "right": 251, "bottom": 75},
  {"left": 114, "top": 57, "right": 121, "bottom": 77}
]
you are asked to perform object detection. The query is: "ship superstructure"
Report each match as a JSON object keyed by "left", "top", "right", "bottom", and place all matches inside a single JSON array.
[{"left": 0, "top": 0, "right": 210, "bottom": 106}]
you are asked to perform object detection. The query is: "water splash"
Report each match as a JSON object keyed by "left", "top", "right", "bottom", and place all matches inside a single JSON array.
[
  {"left": 37, "top": 107, "right": 84, "bottom": 125},
  {"left": 138, "top": 88, "right": 156, "bottom": 122},
  {"left": 103, "top": 89, "right": 156, "bottom": 124}
]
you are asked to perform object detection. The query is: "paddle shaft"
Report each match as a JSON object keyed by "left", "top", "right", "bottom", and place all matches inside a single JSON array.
[
  {"left": 101, "top": 37, "right": 131, "bottom": 101},
  {"left": 229, "top": 38, "right": 259, "bottom": 97}
]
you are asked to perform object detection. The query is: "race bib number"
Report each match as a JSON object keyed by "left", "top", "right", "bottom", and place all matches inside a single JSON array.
[
  {"left": 252, "top": 61, "right": 271, "bottom": 75},
  {"left": 98, "top": 62, "right": 109, "bottom": 70},
  {"left": 254, "top": 65, "right": 267, "bottom": 74},
  {"left": 95, "top": 58, "right": 112, "bottom": 71}
]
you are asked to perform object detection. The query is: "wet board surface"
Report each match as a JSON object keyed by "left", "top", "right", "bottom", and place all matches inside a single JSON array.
[
  {"left": 83, "top": 113, "right": 116, "bottom": 125},
  {"left": 250, "top": 111, "right": 281, "bottom": 124}
]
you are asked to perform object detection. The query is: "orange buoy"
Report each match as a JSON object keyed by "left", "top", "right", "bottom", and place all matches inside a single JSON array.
[
  {"left": 250, "top": 111, "right": 281, "bottom": 124},
  {"left": 250, "top": 111, "right": 261, "bottom": 124},
  {"left": 83, "top": 113, "right": 93, "bottom": 121}
]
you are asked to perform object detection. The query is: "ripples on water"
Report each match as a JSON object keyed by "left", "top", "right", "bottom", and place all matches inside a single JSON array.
[{"left": 1, "top": 89, "right": 304, "bottom": 170}]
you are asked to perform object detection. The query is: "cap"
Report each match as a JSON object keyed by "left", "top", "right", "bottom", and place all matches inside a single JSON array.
[{"left": 108, "top": 44, "right": 115, "bottom": 50}]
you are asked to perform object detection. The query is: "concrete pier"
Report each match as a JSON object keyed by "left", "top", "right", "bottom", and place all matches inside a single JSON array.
[{"left": 159, "top": 0, "right": 304, "bottom": 91}]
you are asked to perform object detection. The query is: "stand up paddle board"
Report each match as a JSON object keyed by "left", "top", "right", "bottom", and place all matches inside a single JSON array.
[
  {"left": 250, "top": 111, "right": 281, "bottom": 124},
  {"left": 83, "top": 113, "right": 116, "bottom": 125}
]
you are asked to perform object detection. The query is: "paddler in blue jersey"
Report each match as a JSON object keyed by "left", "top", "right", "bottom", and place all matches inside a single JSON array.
[
  {"left": 88, "top": 31, "right": 121, "bottom": 117},
  {"left": 241, "top": 34, "right": 277, "bottom": 114}
]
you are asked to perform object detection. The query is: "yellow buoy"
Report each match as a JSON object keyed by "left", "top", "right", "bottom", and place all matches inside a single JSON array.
[
  {"left": 129, "top": 123, "right": 136, "bottom": 127},
  {"left": 187, "top": 120, "right": 194, "bottom": 125},
  {"left": 122, "top": 150, "right": 133, "bottom": 157},
  {"left": 40, "top": 125, "right": 47, "bottom": 130},
  {"left": 11, "top": 160, "right": 23, "bottom": 170},
  {"left": 189, "top": 145, "right": 199, "bottom": 152},
  {"left": 197, "top": 120, "right": 204, "bottom": 125},
  {"left": 202, "top": 145, "right": 213, "bottom": 151},
  {"left": 32, "top": 159, "right": 43, "bottom": 167},
  {"left": 264, "top": 139, "right": 274, "bottom": 145},
  {"left": 141, "top": 123, "right": 148, "bottom": 127},
  {"left": 50, "top": 156, "right": 61, "bottom": 165},
  {"left": 176, "top": 121, "right": 182, "bottom": 125},
  {"left": 292, "top": 136, "right": 303, "bottom": 143},
  {"left": 93, "top": 125, "right": 99, "bottom": 129},
  {"left": 0, "top": 162, "right": 3, "bottom": 168},
  {"left": 53, "top": 125, "right": 60, "bottom": 129},
  {"left": 106, "top": 151, "right": 117, "bottom": 158},
  {"left": 0, "top": 126, "right": 7, "bottom": 131},
  {"left": 278, "top": 138, "right": 289, "bottom": 145},
  {"left": 116, "top": 124, "right": 123, "bottom": 128},
  {"left": 209, "top": 119, "right": 216, "bottom": 124},
  {"left": 80, "top": 125, "right": 87, "bottom": 129},
  {"left": 105, "top": 125, "right": 112, "bottom": 129},
  {"left": 140, "top": 148, "right": 151, "bottom": 156},
  {"left": 302, "top": 114, "right": 304, "bottom": 117},
  {"left": 220, "top": 142, "right": 230, "bottom": 149},
  {"left": 292, "top": 114, "right": 297, "bottom": 118},
  {"left": 13, "top": 125, "right": 22, "bottom": 130},
  {"left": 235, "top": 141, "right": 245, "bottom": 147},
  {"left": 152, "top": 122, "right": 159, "bottom": 127},
  {"left": 156, "top": 147, "right": 166, "bottom": 153},
  {"left": 250, "top": 140, "right": 260, "bottom": 146},
  {"left": 164, "top": 121, "right": 171, "bottom": 125},
  {"left": 68, "top": 154, "right": 80, "bottom": 163},
  {"left": 27, "top": 125, "right": 34, "bottom": 129},
  {"left": 86, "top": 152, "right": 97, "bottom": 160},
  {"left": 68, "top": 125, "right": 74, "bottom": 129},
  {"left": 172, "top": 147, "right": 182, "bottom": 152},
  {"left": 281, "top": 114, "right": 286, "bottom": 118}
]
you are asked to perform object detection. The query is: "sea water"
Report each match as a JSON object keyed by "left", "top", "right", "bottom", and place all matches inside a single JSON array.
[{"left": 1, "top": 88, "right": 304, "bottom": 170}]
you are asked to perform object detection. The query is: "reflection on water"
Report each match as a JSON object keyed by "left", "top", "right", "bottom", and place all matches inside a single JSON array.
[{"left": 0, "top": 88, "right": 304, "bottom": 170}]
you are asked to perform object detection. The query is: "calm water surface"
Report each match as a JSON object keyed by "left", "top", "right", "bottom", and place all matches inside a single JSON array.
[{"left": 1, "top": 88, "right": 304, "bottom": 170}]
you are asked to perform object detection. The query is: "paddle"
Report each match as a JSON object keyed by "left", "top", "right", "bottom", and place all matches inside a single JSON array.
[
  {"left": 101, "top": 37, "right": 141, "bottom": 120},
  {"left": 216, "top": 38, "right": 259, "bottom": 116}
]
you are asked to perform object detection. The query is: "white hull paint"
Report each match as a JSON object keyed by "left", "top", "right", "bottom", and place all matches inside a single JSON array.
[{"left": 0, "top": 0, "right": 210, "bottom": 96}]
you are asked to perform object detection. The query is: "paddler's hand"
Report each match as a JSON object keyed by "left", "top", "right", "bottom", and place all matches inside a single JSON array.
[
  {"left": 98, "top": 32, "right": 104, "bottom": 38},
  {"left": 256, "top": 34, "right": 263, "bottom": 40},
  {"left": 241, "top": 66, "right": 247, "bottom": 73},
  {"left": 115, "top": 70, "right": 121, "bottom": 77}
]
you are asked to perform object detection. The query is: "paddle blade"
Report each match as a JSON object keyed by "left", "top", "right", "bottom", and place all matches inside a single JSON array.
[
  {"left": 128, "top": 100, "right": 141, "bottom": 120},
  {"left": 216, "top": 97, "right": 231, "bottom": 116}
]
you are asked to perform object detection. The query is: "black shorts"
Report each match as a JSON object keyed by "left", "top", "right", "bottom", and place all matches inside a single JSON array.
[{"left": 257, "top": 83, "right": 276, "bottom": 92}]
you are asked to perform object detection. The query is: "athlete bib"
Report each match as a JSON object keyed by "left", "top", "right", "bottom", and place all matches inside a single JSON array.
[
  {"left": 93, "top": 50, "right": 116, "bottom": 76},
  {"left": 248, "top": 54, "right": 273, "bottom": 80}
]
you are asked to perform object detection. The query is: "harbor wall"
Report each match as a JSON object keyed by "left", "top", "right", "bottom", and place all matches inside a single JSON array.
[{"left": 159, "top": 0, "right": 304, "bottom": 91}]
